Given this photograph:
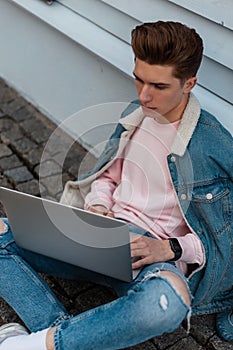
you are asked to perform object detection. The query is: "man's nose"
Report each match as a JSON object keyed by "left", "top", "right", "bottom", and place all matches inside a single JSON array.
[{"left": 138, "top": 84, "right": 153, "bottom": 104}]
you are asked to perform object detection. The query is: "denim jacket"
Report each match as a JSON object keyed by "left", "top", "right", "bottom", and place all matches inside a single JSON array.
[{"left": 61, "top": 93, "right": 233, "bottom": 315}]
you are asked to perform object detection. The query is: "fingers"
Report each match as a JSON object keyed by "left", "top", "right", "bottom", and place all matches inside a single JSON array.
[
  {"left": 88, "top": 205, "right": 108, "bottom": 215},
  {"left": 130, "top": 234, "right": 144, "bottom": 244},
  {"left": 131, "top": 241, "right": 146, "bottom": 250},
  {"left": 132, "top": 256, "right": 150, "bottom": 269},
  {"left": 131, "top": 237, "right": 149, "bottom": 269},
  {"left": 130, "top": 235, "right": 148, "bottom": 252},
  {"left": 130, "top": 235, "right": 156, "bottom": 269},
  {"left": 87, "top": 205, "right": 114, "bottom": 217}
]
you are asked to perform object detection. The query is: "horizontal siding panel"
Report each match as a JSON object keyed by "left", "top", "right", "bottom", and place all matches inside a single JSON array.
[
  {"left": 10, "top": 0, "right": 134, "bottom": 75},
  {"left": 101, "top": 0, "right": 232, "bottom": 70},
  {"left": 10, "top": 0, "right": 233, "bottom": 104},
  {"left": 199, "top": 57, "right": 233, "bottom": 104},
  {"left": 100, "top": 0, "right": 233, "bottom": 105},
  {"left": 168, "top": 0, "right": 233, "bottom": 30},
  {"left": 59, "top": 0, "right": 137, "bottom": 43},
  {"left": 0, "top": 1, "right": 137, "bottom": 129},
  {"left": 60, "top": 0, "right": 233, "bottom": 106}
]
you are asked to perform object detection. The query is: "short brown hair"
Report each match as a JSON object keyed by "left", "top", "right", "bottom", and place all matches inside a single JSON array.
[{"left": 131, "top": 21, "right": 203, "bottom": 82}]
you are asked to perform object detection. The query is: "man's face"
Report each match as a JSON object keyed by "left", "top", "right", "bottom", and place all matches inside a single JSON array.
[{"left": 133, "top": 58, "right": 196, "bottom": 122}]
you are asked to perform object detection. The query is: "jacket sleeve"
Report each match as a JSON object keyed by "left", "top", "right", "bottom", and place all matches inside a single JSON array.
[{"left": 210, "top": 121, "right": 233, "bottom": 181}]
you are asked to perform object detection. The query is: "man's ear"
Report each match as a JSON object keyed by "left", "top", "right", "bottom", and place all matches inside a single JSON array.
[{"left": 184, "top": 77, "right": 197, "bottom": 93}]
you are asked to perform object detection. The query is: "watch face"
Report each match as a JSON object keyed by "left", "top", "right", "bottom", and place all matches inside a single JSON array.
[{"left": 169, "top": 238, "right": 182, "bottom": 261}]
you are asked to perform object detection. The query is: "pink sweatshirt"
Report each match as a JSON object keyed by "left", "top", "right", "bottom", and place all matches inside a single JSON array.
[{"left": 85, "top": 117, "right": 204, "bottom": 275}]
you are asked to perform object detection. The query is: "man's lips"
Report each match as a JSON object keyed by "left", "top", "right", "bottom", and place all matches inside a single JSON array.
[
  {"left": 141, "top": 105, "right": 164, "bottom": 120},
  {"left": 141, "top": 105, "right": 157, "bottom": 111}
]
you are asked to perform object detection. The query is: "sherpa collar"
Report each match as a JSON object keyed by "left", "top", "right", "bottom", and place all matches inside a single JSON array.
[{"left": 119, "top": 92, "right": 201, "bottom": 157}]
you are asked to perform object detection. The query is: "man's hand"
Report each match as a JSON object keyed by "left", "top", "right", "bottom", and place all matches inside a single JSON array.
[
  {"left": 130, "top": 235, "right": 175, "bottom": 269},
  {"left": 86, "top": 205, "right": 114, "bottom": 218}
]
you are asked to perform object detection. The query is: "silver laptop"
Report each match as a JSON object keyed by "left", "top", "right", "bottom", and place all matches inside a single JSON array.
[{"left": 0, "top": 186, "right": 140, "bottom": 282}]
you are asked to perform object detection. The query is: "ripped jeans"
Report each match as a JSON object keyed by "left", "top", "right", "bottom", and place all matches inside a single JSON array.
[{"left": 0, "top": 219, "right": 191, "bottom": 350}]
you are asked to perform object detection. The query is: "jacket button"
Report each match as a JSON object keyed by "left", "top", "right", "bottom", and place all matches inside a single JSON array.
[
  {"left": 181, "top": 194, "right": 187, "bottom": 200},
  {"left": 170, "top": 156, "right": 176, "bottom": 162},
  {"left": 206, "top": 193, "right": 213, "bottom": 200}
]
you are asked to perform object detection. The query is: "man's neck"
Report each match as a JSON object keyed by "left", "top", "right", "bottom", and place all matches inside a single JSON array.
[{"left": 163, "top": 94, "right": 190, "bottom": 123}]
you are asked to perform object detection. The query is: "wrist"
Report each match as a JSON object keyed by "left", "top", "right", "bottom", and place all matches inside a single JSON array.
[{"left": 163, "top": 239, "right": 176, "bottom": 261}]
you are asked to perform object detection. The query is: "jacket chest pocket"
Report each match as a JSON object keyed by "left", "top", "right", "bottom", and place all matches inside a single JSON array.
[{"left": 191, "top": 181, "right": 231, "bottom": 236}]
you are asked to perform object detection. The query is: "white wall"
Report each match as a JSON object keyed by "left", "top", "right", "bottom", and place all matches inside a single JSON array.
[
  {"left": 0, "top": 0, "right": 136, "bottom": 118},
  {"left": 0, "top": 0, "right": 232, "bottom": 151}
]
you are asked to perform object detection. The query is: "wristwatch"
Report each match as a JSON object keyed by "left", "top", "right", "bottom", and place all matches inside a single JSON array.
[{"left": 168, "top": 238, "right": 182, "bottom": 261}]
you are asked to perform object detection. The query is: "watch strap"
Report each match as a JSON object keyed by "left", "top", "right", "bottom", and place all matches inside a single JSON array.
[{"left": 168, "top": 238, "right": 182, "bottom": 261}]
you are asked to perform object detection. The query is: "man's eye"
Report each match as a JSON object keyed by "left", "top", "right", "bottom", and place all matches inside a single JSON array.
[
  {"left": 135, "top": 77, "right": 143, "bottom": 83},
  {"left": 153, "top": 85, "right": 166, "bottom": 90}
]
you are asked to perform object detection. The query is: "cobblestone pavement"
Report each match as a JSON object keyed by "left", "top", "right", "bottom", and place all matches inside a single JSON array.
[{"left": 0, "top": 78, "right": 232, "bottom": 349}]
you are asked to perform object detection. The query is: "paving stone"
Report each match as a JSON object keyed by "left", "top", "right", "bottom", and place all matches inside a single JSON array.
[
  {"left": 39, "top": 174, "right": 66, "bottom": 197},
  {"left": 11, "top": 137, "right": 37, "bottom": 155},
  {"left": 0, "top": 202, "right": 6, "bottom": 217},
  {"left": 0, "top": 178, "right": 12, "bottom": 216},
  {"left": 153, "top": 326, "right": 188, "bottom": 349},
  {"left": 0, "top": 87, "right": 17, "bottom": 104},
  {"left": 34, "top": 160, "right": 62, "bottom": 178},
  {"left": 74, "top": 285, "right": 116, "bottom": 313},
  {"left": 41, "top": 275, "right": 75, "bottom": 311},
  {"left": 0, "top": 117, "right": 15, "bottom": 132},
  {"left": 0, "top": 176, "right": 13, "bottom": 189},
  {"left": 52, "top": 151, "right": 76, "bottom": 170},
  {"left": 0, "top": 79, "right": 6, "bottom": 90},
  {"left": 0, "top": 298, "right": 22, "bottom": 325},
  {"left": 0, "top": 154, "right": 22, "bottom": 170},
  {"left": 125, "top": 342, "right": 157, "bottom": 350},
  {"left": 54, "top": 279, "right": 95, "bottom": 300},
  {"left": 11, "top": 106, "right": 33, "bottom": 122},
  {"left": 20, "top": 117, "right": 46, "bottom": 135},
  {"left": 190, "top": 314, "right": 216, "bottom": 346},
  {"left": 16, "top": 179, "right": 42, "bottom": 196},
  {"left": 207, "top": 335, "right": 233, "bottom": 349},
  {"left": 2, "top": 99, "right": 24, "bottom": 115},
  {"left": 51, "top": 144, "right": 94, "bottom": 178},
  {"left": 12, "top": 95, "right": 29, "bottom": 108},
  {"left": 0, "top": 143, "right": 12, "bottom": 157},
  {"left": 4, "top": 166, "right": 34, "bottom": 184},
  {"left": 43, "top": 133, "right": 71, "bottom": 156},
  {"left": 0, "top": 124, "right": 24, "bottom": 144},
  {"left": 67, "top": 156, "right": 95, "bottom": 177},
  {"left": 24, "top": 146, "right": 49, "bottom": 168},
  {"left": 167, "top": 336, "right": 204, "bottom": 349},
  {"left": 31, "top": 127, "right": 52, "bottom": 144},
  {"left": 66, "top": 151, "right": 91, "bottom": 171}
]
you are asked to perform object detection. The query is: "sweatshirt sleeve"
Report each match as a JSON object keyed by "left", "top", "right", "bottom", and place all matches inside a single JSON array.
[
  {"left": 84, "top": 158, "right": 123, "bottom": 210},
  {"left": 177, "top": 233, "right": 204, "bottom": 265}
]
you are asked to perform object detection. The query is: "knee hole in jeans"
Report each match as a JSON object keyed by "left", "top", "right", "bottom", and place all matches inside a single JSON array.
[
  {"left": 159, "top": 271, "right": 191, "bottom": 307},
  {"left": 0, "top": 220, "right": 8, "bottom": 234}
]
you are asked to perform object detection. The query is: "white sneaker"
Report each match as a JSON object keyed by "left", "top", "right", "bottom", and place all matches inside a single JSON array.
[{"left": 0, "top": 323, "right": 29, "bottom": 345}]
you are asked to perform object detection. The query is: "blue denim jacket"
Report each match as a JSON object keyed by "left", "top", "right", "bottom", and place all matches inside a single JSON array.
[{"left": 61, "top": 93, "right": 233, "bottom": 315}]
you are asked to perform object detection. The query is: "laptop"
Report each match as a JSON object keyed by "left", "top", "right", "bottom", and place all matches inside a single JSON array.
[{"left": 0, "top": 186, "right": 140, "bottom": 282}]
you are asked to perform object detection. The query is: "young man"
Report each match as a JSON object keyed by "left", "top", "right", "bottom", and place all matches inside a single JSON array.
[{"left": 0, "top": 21, "right": 232, "bottom": 350}]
